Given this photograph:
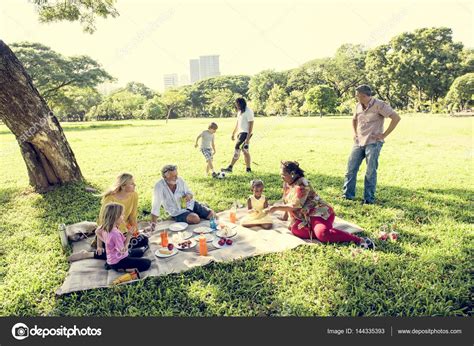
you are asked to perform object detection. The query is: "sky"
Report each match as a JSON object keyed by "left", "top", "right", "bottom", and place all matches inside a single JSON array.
[{"left": 1, "top": 0, "right": 472, "bottom": 91}]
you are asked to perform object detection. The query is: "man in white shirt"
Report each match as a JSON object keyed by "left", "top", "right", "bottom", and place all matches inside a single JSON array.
[
  {"left": 150, "top": 164, "right": 215, "bottom": 230},
  {"left": 222, "top": 97, "right": 254, "bottom": 173}
]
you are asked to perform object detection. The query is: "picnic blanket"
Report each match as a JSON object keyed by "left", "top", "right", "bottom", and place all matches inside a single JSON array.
[{"left": 56, "top": 208, "right": 363, "bottom": 295}]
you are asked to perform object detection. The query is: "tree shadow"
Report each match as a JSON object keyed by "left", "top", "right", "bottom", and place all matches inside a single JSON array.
[
  {"left": 52, "top": 256, "right": 281, "bottom": 317},
  {"left": 2, "top": 171, "right": 471, "bottom": 316},
  {"left": 190, "top": 171, "right": 473, "bottom": 227}
]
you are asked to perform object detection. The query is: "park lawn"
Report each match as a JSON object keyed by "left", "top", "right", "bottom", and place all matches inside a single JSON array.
[{"left": 0, "top": 115, "right": 472, "bottom": 316}]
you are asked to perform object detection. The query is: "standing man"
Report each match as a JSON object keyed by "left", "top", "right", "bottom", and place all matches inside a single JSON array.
[
  {"left": 342, "top": 85, "right": 401, "bottom": 204},
  {"left": 222, "top": 97, "right": 254, "bottom": 173}
]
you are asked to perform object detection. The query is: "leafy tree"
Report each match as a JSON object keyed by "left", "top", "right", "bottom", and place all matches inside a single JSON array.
[
  {"left": 445, "top": 73, "right": 474, "bottom": 112},
  {"left": 124, "top": 81, "right": 155, "bottom": 99},
  {"left": 367, "top": 27, "right": 464, "bottom": 111},
  {"left": 265, "top": 85, "right": 287, "bottom": 115},
  {"left": 11, "top": 42, "right": 113, "bottom": 101},
  {"left": 94, "top": 90, "right": 146, "bottom": 120},
  {"left": 365, "top": 44, "right": 410, "bottom": 108},
  {"left": 248, "top": 70, "right": 287, "bottom": 114},
  {"left": 285, "top": 90, "right": 305, "bottom": 115},
  {"left": 141, "top": 95, "right": 165, "bottom": 119},
  {"left": 33, "top": 0, "right": 119, "bottom": 34},
  {"left": 460, "top": 48, "right": 474, "bottom": 75},
  {"left": 336, "top": 98, "right": 356, "bottom": 115},
  {"left": 303, "top": 85, "right": 338, "bottom": 116},
  {"left": 187, "top": 75, "right": 249, "bottom": 116},
  {"left": 161, "top": 89, "right": 188, "bottom": 122},
  {"left": 0, "top": 1, "right": 120, "bottom": 191},
  {"left": 52, "top": 86, "right": 102, "bottom": 121},
  {"left": 320, "top": 44, "right": 367, "bottom": 98},
  {"left": 286, "top": 59, "right": 326, "bottom": 94},
  {"left": 206, "top": 89, "right": 237, "bottom": 117},
  {"left": 194, "top": 75, "right": 250, "bottom": 96}
]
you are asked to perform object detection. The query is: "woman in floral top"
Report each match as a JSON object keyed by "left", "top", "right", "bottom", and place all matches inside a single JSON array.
[{"left": 265, "top": 161, "right": 374, "bottom": 248}]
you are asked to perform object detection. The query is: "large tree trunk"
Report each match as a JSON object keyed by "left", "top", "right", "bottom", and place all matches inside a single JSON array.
[{"left": 0, "top": 40, "right": 82, "bottom": 192}]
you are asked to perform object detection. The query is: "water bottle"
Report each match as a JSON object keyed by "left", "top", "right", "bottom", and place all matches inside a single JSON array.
[{"left": 210, "top": 217, "right": 217, "bottom": 231}]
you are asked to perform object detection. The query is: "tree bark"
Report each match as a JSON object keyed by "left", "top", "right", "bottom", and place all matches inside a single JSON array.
[{"left": 0, "top": 40, "right": 83, "bottom": 192}]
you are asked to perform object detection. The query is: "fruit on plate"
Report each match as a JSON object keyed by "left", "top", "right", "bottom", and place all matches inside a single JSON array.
[
  {"left": 218, "top": 238, "right": 226, "bottom": 246},
  {"left": 167, "top": 243, "right": 174, "bottom": 250},
  {"left": 158, "top": 247, "right": 172, "bottom": 255},
  {"left": 221, "top": 226, "right": 229, "bottom": 236},
  {"left": 226, "top": 239, "right": 233, "bottom": 245},
  {"left": 178, "top": 240, "right": 192, "bottom": 249}
]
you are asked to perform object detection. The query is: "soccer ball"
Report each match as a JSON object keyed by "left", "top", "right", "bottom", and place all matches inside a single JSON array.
[{"left": 217, "top": 171, "right": 226, "bottom": 179}]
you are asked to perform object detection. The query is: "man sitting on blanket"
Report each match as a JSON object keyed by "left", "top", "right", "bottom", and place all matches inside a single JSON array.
[{"left": 150, "top": 164, "right": 216, "bottom": 232}]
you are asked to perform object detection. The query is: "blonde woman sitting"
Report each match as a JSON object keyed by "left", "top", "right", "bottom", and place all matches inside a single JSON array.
[
  {"left": 240, "top": 180, "right": 273, "bottom": 229},
  {"left": 68, "top": 173, "right": 149, "bottom": 262}
]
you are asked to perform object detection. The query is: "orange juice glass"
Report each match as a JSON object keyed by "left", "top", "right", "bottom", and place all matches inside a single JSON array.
[
  {"left": 199, "top": 236, "right": 208, "bottom": 256},
  {"left": 230, "top": 210, "right": 237, "bottom": 224},
  {"left": 161, "top": 231, "right": 169, "bottom": 247}
]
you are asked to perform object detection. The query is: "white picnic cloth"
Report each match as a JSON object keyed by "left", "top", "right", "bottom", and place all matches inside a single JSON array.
[{"left": 56, "top": 208, "right": 363, "bottom": 295}]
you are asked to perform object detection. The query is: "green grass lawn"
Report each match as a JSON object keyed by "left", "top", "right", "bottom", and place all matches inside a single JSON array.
[{"left": 0, "top": 115, "right": 472, "bottom": 316}]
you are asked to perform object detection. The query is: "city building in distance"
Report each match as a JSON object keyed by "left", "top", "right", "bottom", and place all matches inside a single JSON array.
[
  {"left": 189, "top": 55, "right": 220, "bottom": 83},
  {"left": 163, "top": 73, "right": 178, "bottom": 90}
]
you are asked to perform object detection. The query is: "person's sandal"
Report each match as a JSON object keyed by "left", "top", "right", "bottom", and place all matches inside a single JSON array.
[{"left": 359, "top": 237, "right": 375, "bottom": 250}]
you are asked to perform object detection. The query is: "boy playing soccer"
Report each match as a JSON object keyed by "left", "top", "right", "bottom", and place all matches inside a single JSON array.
[{"left": 195, "top": 122, "right": 218, "bottom": 178}]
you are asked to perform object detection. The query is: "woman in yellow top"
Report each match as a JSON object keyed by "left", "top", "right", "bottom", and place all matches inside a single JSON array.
[
  {"left": 98, "top": 175, "right": 138, "bottom": 233},
  {"left": 68, "top": 173, "right": 149, "bottom": 263},
  {"left": 240, "top": 180, "right": 273, "bottom": 229}
]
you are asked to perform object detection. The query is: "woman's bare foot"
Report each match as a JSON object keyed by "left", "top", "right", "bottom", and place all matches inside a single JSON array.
[{"left": 67, "top": 250, "right": 94, "bottom": 262}]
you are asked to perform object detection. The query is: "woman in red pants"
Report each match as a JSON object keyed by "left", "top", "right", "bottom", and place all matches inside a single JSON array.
[{"left": 265, "top": 161, "right": 374, "bottom": 249}]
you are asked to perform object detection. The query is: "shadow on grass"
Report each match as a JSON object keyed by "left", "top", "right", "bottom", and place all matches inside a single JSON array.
[
  {"left": 190, "top": 171, "right": 473, "bottom": 226},
  {"left": 1, "top": 171, "right": 472, "bottom": 316}
]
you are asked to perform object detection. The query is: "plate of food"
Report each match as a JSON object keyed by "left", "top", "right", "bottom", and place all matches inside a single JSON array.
[
  {"left": 179, "top": 230, "right": 193, "bottom": 240},
  {"left": 212, "top": 237, "right": 234, "bottom": 249},
  {"left": 194, "top": 233, "right": 215, "bottom": 242},
  {"left": 193, "top": 226, "right": 213, "bottom": 234},
  {"left": 158, "top": 231, "right": 193, "bottom": 245},
  {"left": 216, "top": 225, "right": 237, "bottom": 238},
  {"left": 155, "top": 244, "right": 178, "bottom": 258},
  {"left": 176, "top": 239, "right": 197, "bottom": 250},
  {"left": 169, "top": 222, "right": 188, "bottom": 232}
]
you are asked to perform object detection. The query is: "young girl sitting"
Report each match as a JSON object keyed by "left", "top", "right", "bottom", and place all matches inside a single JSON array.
[
  {"left": 240, "top": 180, "right": 273, "bottom": 229},
  {"left": 96, "top": 203, "right": 151, "bottom": 273}
]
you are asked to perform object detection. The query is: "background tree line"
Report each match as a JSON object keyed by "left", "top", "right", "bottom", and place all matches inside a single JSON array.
[{"left": 12, "top": 27, "right": 473, "bottom": 122}]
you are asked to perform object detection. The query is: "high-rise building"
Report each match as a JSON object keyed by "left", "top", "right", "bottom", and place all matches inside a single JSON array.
[
  {"left": 189, "top": 59, "right": 200, "bottom": 84},
  {"left": 199, "top": 55, "right": 220, "bottom": 80},
  {"left": 189, "top": 55, "right": 220, "bottom": 84},
  {"left": 163, "top": 73, "right": 178, "bottom": 90}
]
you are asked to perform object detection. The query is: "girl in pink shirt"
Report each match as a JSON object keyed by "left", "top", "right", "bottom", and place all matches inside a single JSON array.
[{"left": 96, "top": 203, "right": 151, "bottom": 272}]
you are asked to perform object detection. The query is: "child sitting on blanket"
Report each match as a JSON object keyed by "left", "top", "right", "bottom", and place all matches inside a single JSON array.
[
  {"left": 240, "top": 180, "right": 273, "bottom": 229},
  {"left": 96, "top": 203, "right": 151, "bottom": 273}
]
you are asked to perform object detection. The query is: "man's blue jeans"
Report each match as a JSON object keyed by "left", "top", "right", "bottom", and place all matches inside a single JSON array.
[{"left": 342, "top": 141, "right": 383, "bottom": 203}]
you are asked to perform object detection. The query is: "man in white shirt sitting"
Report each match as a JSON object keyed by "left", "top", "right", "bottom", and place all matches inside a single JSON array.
[
  {"left": 150, "top": 164, "right": 215, "bottom": 230},
  {"left": 222, "top": 97, "right": 254, "bottom": 173}
]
